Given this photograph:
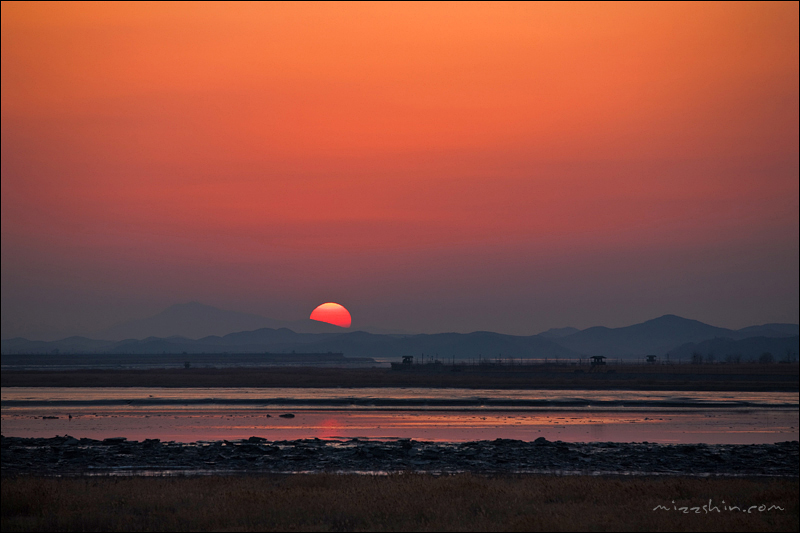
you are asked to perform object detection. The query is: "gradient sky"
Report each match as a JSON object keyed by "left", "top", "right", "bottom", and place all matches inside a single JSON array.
[{"left": 2, "top": 1, "right": 798, "bottom": 339}]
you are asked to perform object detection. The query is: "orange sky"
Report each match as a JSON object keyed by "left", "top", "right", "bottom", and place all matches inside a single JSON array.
[{"left": 2, "top": 1, "right": 798, "bottom": 338}]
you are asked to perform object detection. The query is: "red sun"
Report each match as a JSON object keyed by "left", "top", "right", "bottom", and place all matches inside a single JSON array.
[{"left": 309, "top": 302, "right": 351, "bottom": 328}]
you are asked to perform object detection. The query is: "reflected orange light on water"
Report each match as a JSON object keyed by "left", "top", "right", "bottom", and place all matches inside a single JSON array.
[
  {"left": 4, "top": 388, "right": 796, "bottom": 444},
  {"left": 3, "top": 408, "right": 797, "bottom": 445},
  {"left": 316, "top": 418, "right": 345, "bottom": 440}
]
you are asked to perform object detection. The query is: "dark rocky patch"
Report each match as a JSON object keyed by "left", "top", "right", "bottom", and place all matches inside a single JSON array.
[{"left": 1, "top": 435, "right": 796, "bottom": 477}]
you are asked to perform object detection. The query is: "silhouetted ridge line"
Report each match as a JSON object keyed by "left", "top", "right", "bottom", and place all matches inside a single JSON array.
[{"left": 3, "top": 314, "right": 798, "bottom": 360}]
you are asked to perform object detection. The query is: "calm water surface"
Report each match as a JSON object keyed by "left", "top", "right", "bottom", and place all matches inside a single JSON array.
[{"left": 2, "top": 388, "right": 797, "bottom": 444}]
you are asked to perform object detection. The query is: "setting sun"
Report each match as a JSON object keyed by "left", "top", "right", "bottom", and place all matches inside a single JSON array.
[
  {"left": 310, "top": 302, "right": 352, "bottom": 328},
  {"left": 0, "top": 3, "right": 796, "bottom": 528}
]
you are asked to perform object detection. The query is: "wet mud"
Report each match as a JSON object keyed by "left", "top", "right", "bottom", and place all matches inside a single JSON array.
[{"left": 2, "top": 435, "right": 797, "bottom": 477}]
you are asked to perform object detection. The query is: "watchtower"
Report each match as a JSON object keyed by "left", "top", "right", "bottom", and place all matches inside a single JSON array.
[
  {"left": 390, "top": 355, "right": 415, "bottom": 371},
  {"left": 590, "top": 356, "right": 606, "bottom": 367}
]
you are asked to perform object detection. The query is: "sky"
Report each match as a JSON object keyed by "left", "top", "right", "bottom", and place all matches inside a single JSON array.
[{"left": 2, "top": 1, "right": 798, "bottom": 340}]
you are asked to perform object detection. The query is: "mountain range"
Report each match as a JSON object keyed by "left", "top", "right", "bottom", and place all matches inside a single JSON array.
[
  {"left": 551, "top": 314, "right": 797, "bottom": 357},
  {"left": 2, "top": 304, "right": 797, "bottom": 361},
  {"left": 95, "top": 302, "right": 407, "bottom": 339}
]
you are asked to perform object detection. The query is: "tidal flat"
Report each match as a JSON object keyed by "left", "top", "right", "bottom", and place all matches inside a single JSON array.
[
  {"left": 2, "top": 436, "right": 797, "bottom": 477},
  {"left": 3, "top": 387, "right": 797, "bottom": 443},
  {"left": 3, "top": 367, "right": 797, "bottom": 531},
  {"left": 2, "top": 473, "right": 797, "bottom": 532}
]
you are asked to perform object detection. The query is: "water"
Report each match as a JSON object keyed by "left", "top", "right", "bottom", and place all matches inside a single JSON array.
[
  {"left": 3, "top": 388, "right": 797, "bottom": 444},
  {"left": 3, "top": 387, "right": 796, "bottom": 407}
]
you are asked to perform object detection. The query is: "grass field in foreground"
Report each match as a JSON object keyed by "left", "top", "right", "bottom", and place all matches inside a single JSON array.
[{"left": 2, "top": 474, "right": 797, "bottom": 532}]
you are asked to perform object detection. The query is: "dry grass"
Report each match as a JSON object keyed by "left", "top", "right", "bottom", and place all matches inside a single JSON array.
[
  {"left": 2, "top": 474, "right": 797, "bottom": 532},
  {"left": 2, "top": 365, "right": 797, "bottom": 391}
]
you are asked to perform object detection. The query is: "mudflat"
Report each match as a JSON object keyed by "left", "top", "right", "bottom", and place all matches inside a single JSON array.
[{"left": 2, "top": 436, "right": 798, "bottom": 477}]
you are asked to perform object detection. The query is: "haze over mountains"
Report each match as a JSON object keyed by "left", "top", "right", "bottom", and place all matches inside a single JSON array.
[
  {"left": 2, "top": 303, "right": 797, "bottom": 362},
  {"left": 550, "top": 315, "right": 798, "bottom": 357},
  {"left": 97, "top": 302, "right": 351, "bottom": 339}
]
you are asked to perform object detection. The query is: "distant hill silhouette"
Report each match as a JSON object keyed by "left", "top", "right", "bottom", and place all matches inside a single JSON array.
[
  {"left": 733, "top": 323, "right": 799, "bottom": 338},
  {"left": 549, "top": 315, "right": 733, "bottom": 357},
  {"left": 3, "top": 327, "right": 577, "bottom": 360},
  {"left": 295, "top": 331, "right": 578, "bottom": 361},
  {"left": 538, "top": 327, "right": 580, "bottom": 339},
  {"left": 0, "top": 336, "right": 115, "bottom": 354},
  {"left": 4, "top": 313, "right": 797, "bottom": 361},
  {"left": 548, "top": 314, "right": 799, "bottom": 357},
  {"left": 97, "top": 302, "right": 352, "bottom": 340}
]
